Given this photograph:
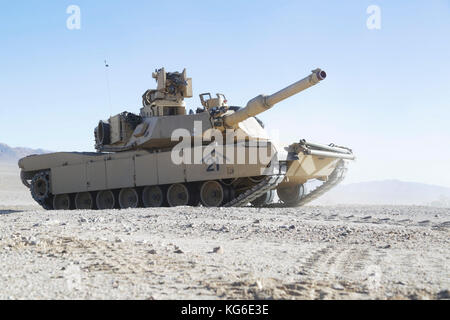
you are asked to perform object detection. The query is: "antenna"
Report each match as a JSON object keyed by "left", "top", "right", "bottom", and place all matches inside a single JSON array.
[{"left": 104, "top": 60, "right": 113, "bottom": 117}]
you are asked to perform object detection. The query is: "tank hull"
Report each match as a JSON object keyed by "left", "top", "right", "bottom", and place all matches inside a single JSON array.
[
  {"left": 20, "top": 146, "right": 275, "bottom": 194},
  {"left": 19, "top": 140, "right": 352, "bottom": 209}
]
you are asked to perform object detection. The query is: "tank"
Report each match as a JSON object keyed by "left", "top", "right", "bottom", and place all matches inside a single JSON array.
[{"left": 19, "top": 67, "right": 355, "bottom": 210}]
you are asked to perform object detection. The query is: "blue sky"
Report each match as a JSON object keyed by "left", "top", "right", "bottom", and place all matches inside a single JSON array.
[{"left": 0, "top": 1, "right": 449, "bottom": 186}]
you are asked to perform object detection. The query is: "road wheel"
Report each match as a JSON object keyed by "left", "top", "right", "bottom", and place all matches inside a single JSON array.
[
  {"left": 119, "top": 188, "right": 139, "bottom": 209},
  {"left": 142, "top": 186, "right": 165, "bottom": 207},
  {"left": 75, "top": 192, "right": 94, "bottom": 210},
  {"left": 277, "top": 184, "right": 305, "bottom": 206},
  {"left": 200, "top": 181, "right": 225, "bottom": 207},
  {"left": 96, "top": 190, "right": 116, "bottom": 210},
  {"left": 167, "top": 183, "right": 190, "bottom": 207},
  {"left": 53, "top": 194, "right": 72, "bottom": 210}
]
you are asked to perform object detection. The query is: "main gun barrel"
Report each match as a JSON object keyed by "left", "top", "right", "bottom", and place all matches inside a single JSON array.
[{"left": 223, "top": 68, "right": 327, "bottom": 127}]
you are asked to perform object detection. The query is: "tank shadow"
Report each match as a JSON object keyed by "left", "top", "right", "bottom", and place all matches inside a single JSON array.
[{"left": 0, "top": 210, "right": 23, "bottom": 215}]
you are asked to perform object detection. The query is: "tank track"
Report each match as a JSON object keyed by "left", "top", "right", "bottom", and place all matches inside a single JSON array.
[
  {"left": 224, "top": 164, "right": 287, "bottom": 207},
  {"left": 30, "top": 171, "right": 54, "bottom": 210},
  {"left": 265, "top": 160, "right": 348, "bottom": 208},
  {"left": 20, "top": 171, "right": 31, "bottom": 188}
]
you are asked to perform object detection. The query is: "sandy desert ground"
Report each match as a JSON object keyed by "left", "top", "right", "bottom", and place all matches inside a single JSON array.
[{"left": 0, "top": 163, "right": 449, "bottom": 300}]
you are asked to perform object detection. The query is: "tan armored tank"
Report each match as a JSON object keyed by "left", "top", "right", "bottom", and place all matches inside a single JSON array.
[{"left": 19, "top": 67, "right": 354, "bottom": 210}]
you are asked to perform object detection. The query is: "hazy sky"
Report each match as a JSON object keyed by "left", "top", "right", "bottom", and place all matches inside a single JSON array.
[{"left": 0, "top": 1, "right": 449, "bottom": 187}]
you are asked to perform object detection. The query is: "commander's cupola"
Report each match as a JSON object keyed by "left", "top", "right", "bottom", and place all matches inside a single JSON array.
[{"left": 140, "top": 68, "right": 193, "bottom": 117}]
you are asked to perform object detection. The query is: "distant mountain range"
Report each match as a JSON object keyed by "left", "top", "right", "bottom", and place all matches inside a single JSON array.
[
  {"left": 0, "top": 143, "right": 49, "bottom": 163},
  {"left": 312, "top": 180, "right": 450, "bottom": 207}
]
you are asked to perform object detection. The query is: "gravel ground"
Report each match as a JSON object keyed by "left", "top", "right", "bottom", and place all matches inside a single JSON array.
[
  {"left": 0, "top": 164, "right": 449, "bottom": 300},
  {"left": 0, "top": 205, "right": 449, "bottom": 300}
]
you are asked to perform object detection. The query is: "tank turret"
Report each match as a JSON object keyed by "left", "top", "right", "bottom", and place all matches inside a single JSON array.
[{"left": 94, "top": 68, "right": 327, "bottom": 153}]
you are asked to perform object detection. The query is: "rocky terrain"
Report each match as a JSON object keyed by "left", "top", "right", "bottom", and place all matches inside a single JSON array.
[{"left": 0, "top": 164, "right": 449, "bottom": 300}]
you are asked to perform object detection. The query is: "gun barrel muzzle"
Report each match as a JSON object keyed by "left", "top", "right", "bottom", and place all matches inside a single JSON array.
[{"left": 265, "top": 69, "right": 326, "bottom": 106}]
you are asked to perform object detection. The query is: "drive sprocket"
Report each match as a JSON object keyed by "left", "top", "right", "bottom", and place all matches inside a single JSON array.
[{"left": 30, "top": 171, "right": 54, "bottom": 210}]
